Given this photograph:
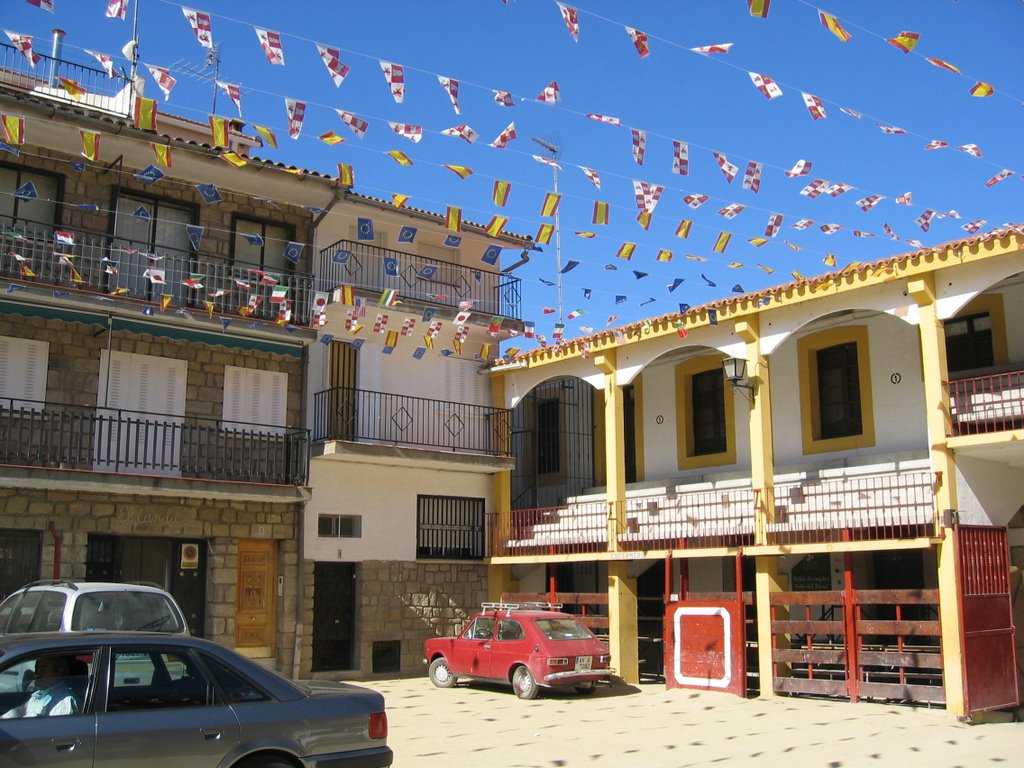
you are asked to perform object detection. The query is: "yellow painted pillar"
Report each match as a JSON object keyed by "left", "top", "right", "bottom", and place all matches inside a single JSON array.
[
  {"left": 488, "top": 374, "right": 514, "bottom": 602},
  {"left": 908, "top": 275, "right": 965, "bottom": 716},
  {"left": 593, "top": 350, "right": 639, "bottom": 683},
  {"left": 754, "top": 556, "right": 788, "bottom": 696},
  {"left": 735, "top": 318, "right": 783, "bottom": 697},
  {"left": 608, "top": 561, "right": 640, "bottom": 684}
]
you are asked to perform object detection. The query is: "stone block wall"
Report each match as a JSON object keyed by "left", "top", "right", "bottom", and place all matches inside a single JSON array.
[{"left": 303, "top": 559, "right": 487, "bottom": 678}]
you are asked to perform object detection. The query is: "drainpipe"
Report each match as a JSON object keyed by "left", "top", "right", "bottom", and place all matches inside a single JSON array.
[
  {"left": 47, "top": 521, "right": 62, "bottom": 579},
  {"left": 48, "top": 29, "right": 65, "bottom": 87}
]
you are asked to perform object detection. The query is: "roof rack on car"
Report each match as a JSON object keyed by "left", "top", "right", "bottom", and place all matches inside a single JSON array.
[
  {"left": 22, "top": 579, "right": 80, "bottom": 590},
  {"left": 481, "top": 601, "right": 564, "bottom": 615}
]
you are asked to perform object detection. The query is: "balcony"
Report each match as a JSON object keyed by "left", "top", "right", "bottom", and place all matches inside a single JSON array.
[
  {"left": 490, "top": 470, "right": 937, "bottom": 557},
  {"left": 945, "top": 366, "right": 1024, "bottom": 437},
  {"left": 317, "top": 239, "right": 522, "bottom": 320},
  {"left": 312, "top": 386, "right": 511, "bottom": 457},
  {"left": 1, "top": 42, "right": 132, "bottom": 116},
  {"left": 492, "top": 488, "right": 757, "bottom": 557},
  {"left": 1, "top": 219, "right": 318, "bottom": 326},
  {"left": 1, "top": 398, "right": 308, "bottom": 485},
  {"left": 764, "top": 471, "right": 937, "bottom": 546}
]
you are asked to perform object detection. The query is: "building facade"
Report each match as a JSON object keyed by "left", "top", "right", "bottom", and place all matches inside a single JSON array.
[{"left": 490, "top": 229, "right": 1024, "bottom": 716}]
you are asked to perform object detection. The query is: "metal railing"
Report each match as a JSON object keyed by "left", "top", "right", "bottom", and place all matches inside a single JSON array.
[
  {"left": 1, "top": 398, "right": 308, "bottom": 485},
  {"left": 312, "top": 385, "right": 511, "bottom": 456},
  {"left": 317, "top": 239, "right": 522, "bottom": 320},
  {"left": 1, "top": 219, "right": 317, "bottom": 325},
  {"left": 0, "top": 42, "right": 132, "bottom": 115},
  {"left": 764, "top": 471, "right": 937, "bottom": 546},
  {"left": 491, "top": 471, "right": 937, "bottom": 556},
  {"left": 945, "top": 368, "right": 1024, "bottom": 437}
]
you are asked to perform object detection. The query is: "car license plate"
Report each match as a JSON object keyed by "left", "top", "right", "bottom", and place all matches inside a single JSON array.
[{"left": 575, "top": 655, "right": 592, "bottom": 672}]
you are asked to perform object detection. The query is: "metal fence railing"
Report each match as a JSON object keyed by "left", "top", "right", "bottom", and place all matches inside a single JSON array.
[
  {"left": 317, "top": 238, "right": 522, "bottom": 320},
  {"left": 1, "top": 398, "right": 308, "bottom": 485},
  {"left": 312, "top": 385, "right": 512, "bottom": 456},
  {"left": 945, "top": 368, "right": 1024, "bottom": 437},
  {"left": 1, "top": 220, "right": 317, "bottom": 325},
  {"left": 0, "top": 42, "right": 132, "bottom": 115}
]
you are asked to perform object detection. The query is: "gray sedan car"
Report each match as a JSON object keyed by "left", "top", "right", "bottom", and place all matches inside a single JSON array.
[{"left": 0, "top": 632, "right": 392, "bottom": 767}]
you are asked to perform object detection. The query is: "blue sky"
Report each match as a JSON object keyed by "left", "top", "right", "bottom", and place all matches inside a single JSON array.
[{"left": 7, "top": 0, "right": 1023, "bottom": 341}]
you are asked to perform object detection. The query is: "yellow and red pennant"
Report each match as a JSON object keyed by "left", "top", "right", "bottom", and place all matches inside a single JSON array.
[
  {"left": 818, "top": 11, "right": 851, "bottom": 42},
  {"left": 133, "top": 97, "right": 158, "bottom": 131},
  {"left": 445, "top": 206, "right": 462, "bottom": 232},
  {"left": 616, "top": 242, "right": 637, "bottom": 260},
  {"left": 391, "top": 193, "right": 409, "bottom": 208},
  {"left": 337, "top": 163, "right": 355, "bottom": 186},
  {"left": 444, "top": 164, "right": 472, "bottom": 179},
  {"left": 252, "top": 124, "right": 277, "bottom": 149},
  {"left": 2, "top": 113, "right": 25, "bottom": 145},
  {"left": 535, "top": 223, "right": 554, "bottom": 244},
  {"left": 152, "top": 143, "right": 172, "bottom": 167},
  {"left": 886, "top": 31, "right": 919, "bottom": 53},
  {"left": 593, "top": 201, "right": 609, "bottom": 225},
  {"left": 712, "top": 232, "right": 732, "bottom": 253},
  {"left": 656, "top": 249, "right": 673, "bottom": 262},
  {"left": 387, "top": 150, "right": 412, "bottom": 165},
  {"left": 540, "top": 192, "right": 561, "bottom": 217},
  {"left": 58, "top": 78, "right": 87, "bottom": 101},
  {"left": 970, "top": 81, "right": 994, "bottom": 97},
  {"left": 747, "top": 0, "right": 770, "bottom": 18},
  {"left": 485, "top": 215, "right": 508, "bottom": 238},
  {"left": 220, "top": 151, "right": 248, "bottom": 167},
  {"left": 319, "top": 130, "right": 345, "bottom": 145},
  {"left": 493, "top": 180, "right": 511, "bottom": 207},
  {"left": 675, "top": 219, "right": 692, "bottom": 239}
]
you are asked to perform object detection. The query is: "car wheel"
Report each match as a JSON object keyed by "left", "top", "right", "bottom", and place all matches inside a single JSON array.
[
  {"left": 512, "top": 666, "right": 539, "bottom": 700},
  {"left": 237, "top": 756, "right": 295, "bottom": 768},
  {"left": 428, "top": 657, "right": 457, "bottom": 688},
  {"left": 575, "top": 683, "right": 597, "bottom": 695}
]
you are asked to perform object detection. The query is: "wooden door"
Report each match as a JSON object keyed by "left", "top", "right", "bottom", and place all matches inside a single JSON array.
[{"left": 235, "top": 539, "right": 276, "bottom": 658}]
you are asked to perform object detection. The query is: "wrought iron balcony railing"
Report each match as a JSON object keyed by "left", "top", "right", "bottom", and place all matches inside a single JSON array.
[
  {"left": 1, "top": 398, "right": 308, "bottom": 486},
  {"left": 312, "top": 386, "right": 511, "bottom": 457},
  {"left": 1, "top": 219, "right": 317, "bottom": 326},
  {"left": 945, "top": 367, "right": 1024, "bottom": 437},
  {"left": 317, "top": 239, "right": 522, "bottom": 320},
  {"left": 1, "top": 42, "right": 131, "bottom": 115},
  {"left": 490, "top": 470, "right": 936, "bottom": 556}
]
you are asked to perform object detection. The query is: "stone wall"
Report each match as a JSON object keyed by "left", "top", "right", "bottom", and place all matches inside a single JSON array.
[
  {"left": 304, "top": 559, "right": 487, "bottom": 678},
  {"left": 0, "top": 486, "right": 300, "bottom": 666}
]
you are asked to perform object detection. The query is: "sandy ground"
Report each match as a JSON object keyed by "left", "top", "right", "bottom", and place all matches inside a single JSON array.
[{"left": 363, "top": 676, "right": 1022, "bottom": 767}]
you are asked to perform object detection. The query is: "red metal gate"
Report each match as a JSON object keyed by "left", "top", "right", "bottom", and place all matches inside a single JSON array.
[
  {"left": 664, "top": 598, "right": 746, "bottom": 696},
  {"left": 956, "top": 524, "right": 1021, "bottom": 713}
]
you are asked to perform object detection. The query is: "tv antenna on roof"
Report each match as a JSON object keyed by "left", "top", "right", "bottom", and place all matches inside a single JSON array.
[
  {"left": 171, "top": 43, "right": 223, "bottom": 113},
  {"left": 531, "top": 134, "right": 563, "bottom": 325}
]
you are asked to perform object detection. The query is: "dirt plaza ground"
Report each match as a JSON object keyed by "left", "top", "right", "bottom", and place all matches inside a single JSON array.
[{"left": 364, "top": 676, "right": 1023, "bottom": 767}]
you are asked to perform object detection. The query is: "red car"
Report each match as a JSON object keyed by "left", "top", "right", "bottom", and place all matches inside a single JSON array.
[{"left": 423, "top": 602, "right": 613, "bottom": 699}]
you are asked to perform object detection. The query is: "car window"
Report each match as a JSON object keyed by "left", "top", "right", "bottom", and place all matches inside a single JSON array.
[
  {"left": 463, "top": 617, "right": 496, "bottom": 640},
  {"left": 534, "top": 618, "right": 593, "bottom": 641},
  {"left": 496, "top": 619, "right": 525, "bottom": 641},
  {"left": 201, "top": 654, "right": 269, "bottom": 703},
  {"left": 107, "top": 648, "right": 218, "bottom": 711},
  {"left": 2, "top": 591, "right": 68, "bottom": 633},
  {"left": 0, "top": 650, "right": 95, "bottom": 718},
  {"left": 73, "top": 592, "right": 185, "bottom": 633}
]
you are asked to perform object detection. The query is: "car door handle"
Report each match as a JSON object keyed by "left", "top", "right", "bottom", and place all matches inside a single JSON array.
[
  {"left": 53, "top": 739, "right": 81, "bottom": 753},
  {"left": 483, "top": 644, "right": 491, "bottom": 649},
  {"left": 201, "top": 728, "right": 223, "bottom": 741}
]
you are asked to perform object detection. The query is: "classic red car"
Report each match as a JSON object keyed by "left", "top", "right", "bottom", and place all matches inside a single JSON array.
[{"left": 423, "top": 602, "right": 613, "bottom": 699}]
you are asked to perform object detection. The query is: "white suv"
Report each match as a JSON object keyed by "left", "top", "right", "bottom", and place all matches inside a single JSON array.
[{"left": 0, "top": 580, "right": 189, "bottom": 635}]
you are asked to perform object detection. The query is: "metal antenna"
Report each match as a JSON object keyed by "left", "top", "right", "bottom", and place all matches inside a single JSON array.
[
  {"left": 171, "top": 44, "right": 222, "bottom": 113},
  {"left": 531, "top": 135, "right": 563, "bottom": 324}
]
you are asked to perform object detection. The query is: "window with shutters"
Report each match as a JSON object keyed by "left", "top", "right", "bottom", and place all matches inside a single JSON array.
[
  {"left": 95, "top": 351, "right": 187, "bottom": 476},
  {"left": 0, "top": 336, "right": 48, "bottom": 411},
  {"left": 222, "top": 366, "right": 287, "bottom": 435},
  {"left": 675, "top": 354, "right": 736, "bottom": 470},
  {"left": 111, "top": 194, "right": 194, "bottom": 300}
]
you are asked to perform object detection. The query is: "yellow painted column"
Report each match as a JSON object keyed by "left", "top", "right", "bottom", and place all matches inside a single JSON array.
[
  {"left": 908, "top": 275, "right": 965, "bottom": 716},
  {"left": 594, "top": 350, "right": 639, "bottom": 683},
  {"left": 608, "top": 561, "right": 640, "bottom": 684},
  {"left": 488, "top": 374, "right": 514, "bottom": 602},
  {"left": 735, "top": 318, "right": 783, "bottom": 697}
]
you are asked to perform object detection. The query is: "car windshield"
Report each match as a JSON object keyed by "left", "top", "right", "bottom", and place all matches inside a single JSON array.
[
  {"left": 534, "top": 618, "right": 593, "bottom": 641},
  {"left": 71, "top": 592, "right": 185, "bottom": 633}
]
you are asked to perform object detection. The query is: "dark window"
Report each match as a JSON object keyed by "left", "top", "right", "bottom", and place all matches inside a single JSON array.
[
  {"left": 497, "top": 619, "right": 525, "bottom": 641},
  {"left": 107, "top": 649, "right": 218, "bottom": 711},
  {"left": 0, "top": 165, "right": 60, "bottom": 232},
  {"left": 417, "top": 495, "right": 484, "bottom": 560},
  {"left": 817, "top": 342, "right": 862, "bottom": 439},
  {"left": 201, "top": 654, "right": 268, "bottom": 703},
  {"left": 691, "top": 368, "right": 727, "bottom": 455},
  {"left": 317, "top": 514, "right": 361, "bottom": 538},
  {"left": 537, "top": 399, "right": 560, "bottom": 475},
  {"left": 113, "top": 194, "right": 192, "bottom": 257},
  {"left": 232, "top": 218, "right": 293, "bottom": 272},
  {"left": 463, "top": 617, "right": 495, "bottom": 640},
  {"left": 944, "top": 312, "right": 994, "bottom": 373}
]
